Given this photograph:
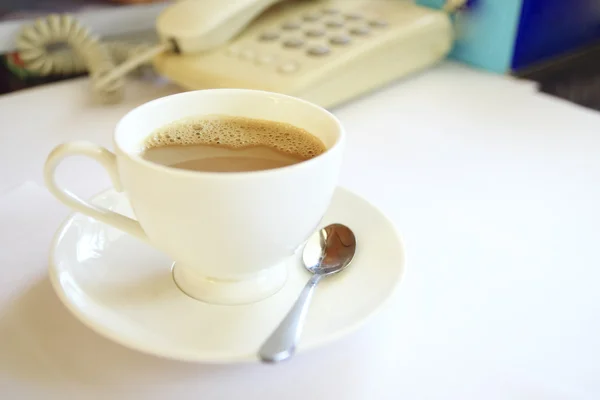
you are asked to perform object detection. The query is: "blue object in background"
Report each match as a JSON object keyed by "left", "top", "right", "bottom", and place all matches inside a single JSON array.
[
  {"left": 512, "top": 0, "right": 600, "bottom": 70},
  {"left": 417, "top": 0, "right": 600, "bottom": 73},
  {"left": 417, "top": 0, "right": 523, "bottom": 73}
]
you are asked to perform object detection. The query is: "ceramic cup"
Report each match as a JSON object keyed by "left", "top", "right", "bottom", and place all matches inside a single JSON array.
[{"left": 44, "top": 89, "right": 344, "bottom": 305}]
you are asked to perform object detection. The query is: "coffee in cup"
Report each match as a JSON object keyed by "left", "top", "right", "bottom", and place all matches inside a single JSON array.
[{"left": 140, "top": 115, "right": 327, "bottom": 173}]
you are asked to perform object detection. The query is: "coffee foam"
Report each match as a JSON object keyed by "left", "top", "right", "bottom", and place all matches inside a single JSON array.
[{"left": 143, "top": 115, "right": 326, "bottom": 159}]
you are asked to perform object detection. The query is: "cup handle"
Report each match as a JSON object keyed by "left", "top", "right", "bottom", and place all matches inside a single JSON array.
[{"left": 44, "top": 141, "right": 147, "bottom": 241}]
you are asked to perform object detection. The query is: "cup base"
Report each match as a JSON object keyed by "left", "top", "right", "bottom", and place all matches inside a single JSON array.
[{"left": 171, "top": 262, "right": 288, "bottom": 305}]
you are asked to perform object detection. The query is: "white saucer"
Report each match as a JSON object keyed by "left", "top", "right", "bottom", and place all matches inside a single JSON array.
[{"left": 49, "top": 187, "right": 405, "bottom": 363}]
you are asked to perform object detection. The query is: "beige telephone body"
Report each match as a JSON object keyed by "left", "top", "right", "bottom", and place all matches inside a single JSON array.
[{"left": 154, "top": 0, "right": 453, "bottom": 108}]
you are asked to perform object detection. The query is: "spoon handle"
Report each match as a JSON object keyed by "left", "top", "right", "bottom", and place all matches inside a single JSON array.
[{"left": 258, "top": 274, "right": 322, "bottom": 363}]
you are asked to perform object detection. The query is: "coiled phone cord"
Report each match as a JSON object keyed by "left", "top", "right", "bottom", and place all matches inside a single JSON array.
[{"left": 15, "top": 14, "right": 171, "bottom": 104}]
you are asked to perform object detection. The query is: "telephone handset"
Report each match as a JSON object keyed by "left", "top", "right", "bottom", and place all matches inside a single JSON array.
[
  {"left": 156, "top": 0, "right": 284, "bottom": 53},
  {"left": 154, "top": 0, "right": 454, "bottom": 108}
]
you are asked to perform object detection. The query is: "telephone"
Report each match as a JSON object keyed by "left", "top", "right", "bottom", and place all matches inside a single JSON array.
[
  {"left": 153, "top": 0, "right": 454, "bottom": 108},
  {"left": 15, "top": 0, "right": 456, "bottom": 107}
]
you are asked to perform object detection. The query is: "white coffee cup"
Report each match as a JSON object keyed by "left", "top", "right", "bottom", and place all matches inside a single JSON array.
[{"left": 44, "top": 89, "right": 344, "bottom": 305}]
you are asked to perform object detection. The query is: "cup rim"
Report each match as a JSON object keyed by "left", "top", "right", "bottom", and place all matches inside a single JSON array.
[{"left": 114, "top": 89, "right": 344, "bottom": 179}]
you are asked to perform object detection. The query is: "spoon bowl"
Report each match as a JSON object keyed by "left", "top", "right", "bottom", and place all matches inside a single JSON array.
[{"left": 303, "top": 223, "right": 356, "bottom": 275}]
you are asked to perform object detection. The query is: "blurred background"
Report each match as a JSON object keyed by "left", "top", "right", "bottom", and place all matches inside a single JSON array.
[
  {"left": 1, "top": 0, "right": 599, "bottom": 110},
  {"left": 0, "top": 0, "right": 168, "bottom": 94}
]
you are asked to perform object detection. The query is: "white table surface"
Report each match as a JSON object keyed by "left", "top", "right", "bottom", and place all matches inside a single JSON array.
[{"left": 1, "top": 63, "right": 599, "bottom": 399}]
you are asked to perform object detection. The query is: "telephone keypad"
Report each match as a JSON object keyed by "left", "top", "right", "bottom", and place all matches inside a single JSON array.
[{"left": 228, "top": 2, "right": 394, "bottom": 72}]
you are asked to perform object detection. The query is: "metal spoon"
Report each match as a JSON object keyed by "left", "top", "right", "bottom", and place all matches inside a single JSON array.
[{"left": 258, "top": 223, "right": 356, "bottom": 363}]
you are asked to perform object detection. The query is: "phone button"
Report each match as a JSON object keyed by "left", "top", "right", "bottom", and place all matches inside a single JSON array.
[
  {"left": 345, "top": 13, "right": 363, "bottom": 21},
  {"left": 259, "top": 32, "right": 280, "bottom": 41},
  {"left": 369, "top": 19, "right": 388, "bottom": 28},
  {"left": 283, "top": 38, "right": 304, "bottom": 48},
  {"left": 282, "top": 21, "right": 301, "bottom": 30},
  {"left": 303, "top": 13, "right": 321, "bottom": 22},
  {"left": 323, "top": 8, "right": 340, "bottom": 15},
  {"left": 349, "top": 26, "right": 370, "bottom": 36},
  {"left": 307, "top": 45, "right": 330, "bottom": 56},
  {"left": 325, "top": 20, "right": 344, "bottom": 29},
  {"left": 305, "top": 28, "right": 325, "bottom": 38},
  {"left": 278, "top": 61, "right": 300, "bottom": 74},
  {"left": 330, "top": 35, "right": 351, "bottom": 46}
]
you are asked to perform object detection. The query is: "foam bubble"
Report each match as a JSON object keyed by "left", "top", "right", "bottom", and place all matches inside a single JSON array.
[{"left": 143, "top": 115, "right": 326, "bottom": 160}]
